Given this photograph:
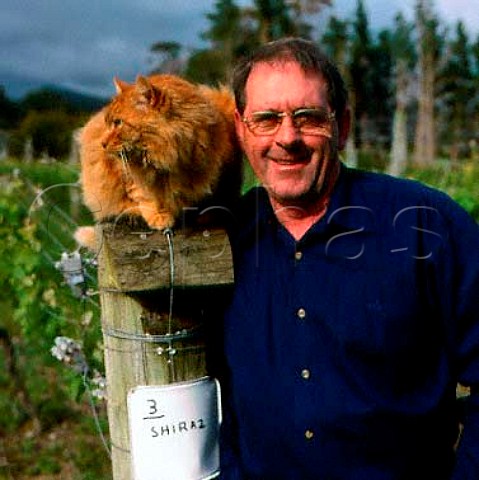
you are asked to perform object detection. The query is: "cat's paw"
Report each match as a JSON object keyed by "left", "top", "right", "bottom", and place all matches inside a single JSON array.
[
  {"left": 145, "top": 212, "right": 175, "bottom": 231},
  {"left": 74, "top": 226, "right": 97, "bottom": 251}
]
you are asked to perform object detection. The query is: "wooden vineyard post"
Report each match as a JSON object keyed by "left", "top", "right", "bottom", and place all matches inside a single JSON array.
[{"left": 96, "top": 219, "right": 234, "bottom": 480}]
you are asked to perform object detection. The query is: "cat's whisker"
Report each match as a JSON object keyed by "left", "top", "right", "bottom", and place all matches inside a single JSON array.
[{"left": 120, "top": 149, "right": 132, "bottom": 176}]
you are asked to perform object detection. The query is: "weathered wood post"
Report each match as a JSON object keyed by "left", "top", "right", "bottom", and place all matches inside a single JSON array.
[{"left": 97, "top": 217, "right": 234, "bottom": 480}]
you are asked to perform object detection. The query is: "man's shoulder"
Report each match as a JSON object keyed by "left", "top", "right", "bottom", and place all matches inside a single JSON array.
[
  {"left": 343, "top": 167, "right": 450, "bottom": 206},
  {"left": 342, "top": 167, "right": 477, "bottom": 231},
  {"left": 345, "top": 167, "right": 429, "bottom": 195},
  {"left": 227, "top": 186, "right": 271, "bottom": 238},
  {"left": 234, "top": 185, "right": 270, "bottom": 218}
]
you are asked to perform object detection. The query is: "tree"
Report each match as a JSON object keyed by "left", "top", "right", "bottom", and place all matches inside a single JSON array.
[
  {"left": 349, "top": 0, "right": 375, "bottom": 149},
  {"left": 203, "top": 0, "right": 242, "bottom": 58},
  {"left": 436, "top": 21, "right": 475, "bottom": 161},
  {"left": 388, "top": 13, "right": 416, "bottom": 176},
  {"left": 9, "top": 111, "right": 79, "bottom": 160},
  {"left": 413, "top": 0, "right": 442, "bottom": 166},
  {"left": 369, "top": 30, "right": 394, "bottom": 145},
  {"left": 149, "top": 41, "right": 184, "bottom": 74},
  {"left": 20, "top": 88, "right": 72, "bottom": 114},
  {"left": 321, "top": 15, "right": 349, "bottom": 64},
  {"left": 321, "top": 16, "right": 359, "bottom": 166},
  {"left": 472, "top": 34, "right": 479, "bottom": 159},
  {"left": 184, "top": 0, "right": 334, "bottom": 86},
  {"left": 287, "top": 0, "right": 332, "bottom": 15},
  {"left": 473, "top": 34, "right": 479, "bottom": 79},
  {"left": 286, "top": 0, "right": 332, "bottom": 38},
  {"left": 0, "top": 86, "right": 20, "bottom": 130},
  {"left": 197, "top": 0, "right": 244, "bottom": 83},
  {"left": 253, "top": 0, "right": 296, "bottom": 43},
  {"left": 184, "top": 49, "right": 230, "bottom": 85}
]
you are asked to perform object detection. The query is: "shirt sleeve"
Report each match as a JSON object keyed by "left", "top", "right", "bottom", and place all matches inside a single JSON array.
[
  {"left": 436, "top": 194, "right": 479, "bottom": 478},
  {"left": 218, "top": 377, "right": 245, "bottom": 480},
  {"left": 453, "top": 390, "right": 479, "bottom": 479},
  {"left": 219, "top": 421, "right": 244, "bottom": 479}
]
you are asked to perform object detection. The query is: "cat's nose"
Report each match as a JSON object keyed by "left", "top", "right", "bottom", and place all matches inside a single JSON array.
[{"left": 100, "top": 135, "right": 110, "bottom": 149}]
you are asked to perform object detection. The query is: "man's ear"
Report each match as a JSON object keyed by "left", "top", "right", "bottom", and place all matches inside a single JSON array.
[
  {"left": 234, "top": 109, "right": 246, "bottom": 148},
  {"left": 337, "top": 106, "right": 351, "bottom": 151}
]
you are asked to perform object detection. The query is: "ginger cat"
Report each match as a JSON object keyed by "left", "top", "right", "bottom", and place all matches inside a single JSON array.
[{"left": 75, "top": 74, "right": 242, "bottom": 248}]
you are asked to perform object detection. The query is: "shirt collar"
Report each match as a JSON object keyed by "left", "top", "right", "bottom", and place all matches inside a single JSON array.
[
  {"left": 324, "top": 164, "right": 377, "bottom": 232},
  {"left": 236, "top": 163, "right": 375, "bottom": 245}
]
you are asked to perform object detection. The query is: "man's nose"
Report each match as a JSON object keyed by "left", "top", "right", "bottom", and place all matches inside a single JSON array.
[{"left": 274, "top": 116, "right": 300, "bottom": 145}]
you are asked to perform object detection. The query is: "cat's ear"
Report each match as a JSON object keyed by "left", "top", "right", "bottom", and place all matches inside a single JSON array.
[
  {"left": 136, "top": 76, "right": 168, "bottom": 108},
  {"left": 113, "top": 77, "right": 130, "bottom": 94}
]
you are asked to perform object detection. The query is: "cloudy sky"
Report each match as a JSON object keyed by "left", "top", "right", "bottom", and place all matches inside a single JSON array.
[{"left": 1, "top": 0, "right": 478, "bottom": 100}]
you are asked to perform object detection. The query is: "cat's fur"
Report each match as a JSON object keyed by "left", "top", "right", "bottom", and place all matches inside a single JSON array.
[{"left": 75, "top": 74, "right": 242, "bottom": 248}]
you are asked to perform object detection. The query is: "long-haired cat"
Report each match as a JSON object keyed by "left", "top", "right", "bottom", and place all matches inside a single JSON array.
[{"left": 74, "top": 74, "right": 242, "bottom": 248}]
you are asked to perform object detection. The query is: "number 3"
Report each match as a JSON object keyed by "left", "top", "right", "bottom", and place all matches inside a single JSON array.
[{"left": 147, "top": 399, "right": 157, "bottom": 416}]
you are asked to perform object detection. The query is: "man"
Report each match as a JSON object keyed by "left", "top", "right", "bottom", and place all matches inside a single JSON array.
[{"left": 219, "top": 37, "right": 479, "bottom": 479}]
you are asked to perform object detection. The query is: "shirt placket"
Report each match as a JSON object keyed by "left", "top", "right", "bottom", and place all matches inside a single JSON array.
[{"left": 292, "top": 240, "right": 320, "bottom": 445}]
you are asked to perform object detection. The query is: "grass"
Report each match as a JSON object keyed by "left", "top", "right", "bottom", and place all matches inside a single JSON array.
[{"left": 0, "top": 154, "right": 476, "bottom": 478}]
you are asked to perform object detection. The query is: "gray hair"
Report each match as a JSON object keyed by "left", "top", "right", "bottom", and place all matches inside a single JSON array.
[{"left": 232, "top": 37, "right": 348, "bottom": 124}]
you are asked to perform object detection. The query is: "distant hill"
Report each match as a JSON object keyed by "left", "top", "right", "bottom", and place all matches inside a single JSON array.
[
  {"left": 0, "top": 83, "right": 110, "bottom": 131},
  {"left": 44, "top": 85, "right": 108, "bottom": 112},
  {"left": 19, "top": 85, "right": 108, "bottom": 113}
]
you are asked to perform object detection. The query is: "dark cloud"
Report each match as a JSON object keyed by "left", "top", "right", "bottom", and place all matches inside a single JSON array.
[
  {"left": 1, "top": 0, "right": 210, "bottom": 98},
  {"left": 1, "top": 0, "right": 476, "bottom": 100}
]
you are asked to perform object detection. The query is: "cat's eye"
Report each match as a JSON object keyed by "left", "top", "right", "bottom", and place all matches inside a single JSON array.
[{"left": 112, "top": 118, "right": 123, "bottom": 127}]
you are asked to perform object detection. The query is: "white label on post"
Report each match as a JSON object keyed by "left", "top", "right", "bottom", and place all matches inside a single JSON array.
[{"left": 127, "top": 377, "right": 221, "bottom": 480}]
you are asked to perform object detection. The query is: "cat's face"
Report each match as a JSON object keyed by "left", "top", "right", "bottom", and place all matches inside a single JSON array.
[
  {"left": 100, "top": 93, "right": 146, "bottom": 161},
  {"left": 79, "top": 74, "right": 239, "bottom": 229},
  {"left": 99, "top": 75, "right": 212, "bottom": 171}
]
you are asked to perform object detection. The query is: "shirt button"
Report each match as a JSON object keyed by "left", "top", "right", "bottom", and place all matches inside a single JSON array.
[
  {"left": 297, "top": 308, "right": 306, "bottom": 319},
  {"left": 295, "top": 251, "right": 303, "bottom": 261},
  {"left": 301, "top": 369, "right": 311, "bottom": 380},
  {"left": 305, "top": 429, "right": 314, "bottom": 440}
]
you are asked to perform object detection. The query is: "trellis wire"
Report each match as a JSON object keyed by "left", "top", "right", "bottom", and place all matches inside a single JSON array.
[{"left": 15, "top": 170, "right": 108, "bottom": 455}]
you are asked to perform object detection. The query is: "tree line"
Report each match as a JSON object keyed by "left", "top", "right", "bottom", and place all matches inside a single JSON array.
[
  {"left": 0, "top": 86, "right": 103, "bottom": 160},
  {"left": 1, "top": 0, "right": 478, "bottom": 172},
  {"left": 152, "top": 0, "right": 479, "bottom": 173}
]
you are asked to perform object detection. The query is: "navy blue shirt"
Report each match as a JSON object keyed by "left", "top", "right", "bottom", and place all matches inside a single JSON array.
[{"left": 220, "top": 166, "right": 479, "bottom": 479}]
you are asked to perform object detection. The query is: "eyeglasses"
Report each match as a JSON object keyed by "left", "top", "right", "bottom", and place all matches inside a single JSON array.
[{"left": 242, "top": 108, "right": 336, "bottom": 137}]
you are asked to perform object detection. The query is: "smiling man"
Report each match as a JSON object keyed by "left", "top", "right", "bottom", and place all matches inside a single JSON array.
[
  {"left": 218, "top": 37, "right": 479, "bottom": 479},
  {"left": 234, "top": 46, "right": 349, "bottom": 241}
]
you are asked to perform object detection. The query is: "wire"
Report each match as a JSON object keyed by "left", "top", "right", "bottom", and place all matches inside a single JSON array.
[{"left": 82, "top": 369, "right": 112, "bottom": 459}]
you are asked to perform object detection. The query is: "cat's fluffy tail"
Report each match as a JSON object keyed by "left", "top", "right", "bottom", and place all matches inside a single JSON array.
[{"left": 74, "top": 226, "right": 97, "bottom": 251}]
